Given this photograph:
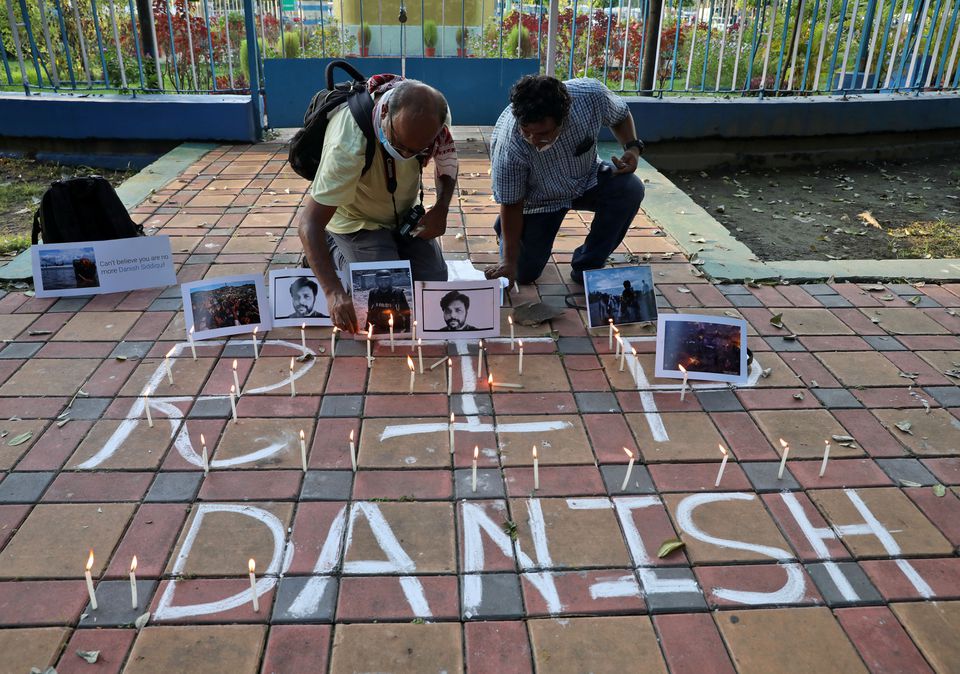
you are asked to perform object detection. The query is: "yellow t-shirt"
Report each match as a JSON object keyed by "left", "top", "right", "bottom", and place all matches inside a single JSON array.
[{"left": 309, "top": 104, "right": 421, "bottom": 235}]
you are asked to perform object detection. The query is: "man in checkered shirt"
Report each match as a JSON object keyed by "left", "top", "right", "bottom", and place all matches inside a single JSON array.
[{"left": 484, "top": 75, "right": 645, "bottom": 286}]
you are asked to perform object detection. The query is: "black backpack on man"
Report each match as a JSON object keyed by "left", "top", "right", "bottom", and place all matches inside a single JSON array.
[
  {"left": 287, "top": 60, "right": 378, "bottom": 182},
  {"left": 31, "top": 175, "right": 143, "bottom": 244}
]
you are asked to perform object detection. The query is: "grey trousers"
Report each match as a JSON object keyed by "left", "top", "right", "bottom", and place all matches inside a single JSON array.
[{"left": 326, "top": 228, "right": 448, "bottom": 282}]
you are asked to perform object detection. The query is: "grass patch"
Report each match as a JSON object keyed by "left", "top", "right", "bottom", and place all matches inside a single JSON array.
[
  {"left": 889, "top": 219, "right": 960, "bottom": 259},
  {"left": 0, "top": 234, "right": 31, "bottom": 255}
]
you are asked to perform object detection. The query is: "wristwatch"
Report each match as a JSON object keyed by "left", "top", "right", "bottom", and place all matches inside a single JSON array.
[{"left": 623, "top": 139, "right": 644, "bottom": 155}]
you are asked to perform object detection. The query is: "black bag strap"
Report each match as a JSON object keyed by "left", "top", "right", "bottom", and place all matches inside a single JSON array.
[
  {"left": 31, "top": 208, "right": 42, "bottom": 245},
  {"left": 346, "top": 90, "right": 377, "bottom": 175},
  {"left": 325, "top": 59, "right": 365, "bottom": 89}
]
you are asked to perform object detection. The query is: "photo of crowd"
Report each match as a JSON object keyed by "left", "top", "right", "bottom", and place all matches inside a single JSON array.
[
  {"left": 182, "top": 274, "right": 270, "bottom": 339},
  {"left": 660, "top": 316, "right": 746, "bottom": 379},
  {"left": 584, "top": 266, "right": 657, "bottom": 328}
]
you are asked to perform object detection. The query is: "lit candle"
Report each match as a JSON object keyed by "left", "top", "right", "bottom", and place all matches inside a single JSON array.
[
  {"left": 509, "top": 315, "right": 515, "bottom": 350},
  {"left": 232, "top": 359, "right": 241, "bottom": 395},
  {"left": 143, "top": 392, "right": 153, "bottom": 428},
  {"left": 164, "top": 347, "right": 175, "bottom": 385},
  {"left": 613, "top": 327, "right": 621, "bottom": 356},
  {"left": 777, "top": 438, "right": 790, "bottom": 479},
  {"left": 407, "top": 355, "right": 416, "bottom": 394},
  {"left": 487, "top": 373, "right": 493, "bottom": 391},
  {"left": 200, "top": 433, "right": 209, "bottom": 475},
  {"left": 715, "top": 444, "right": 729, "bottom": 487},
  {"left": 621, "top": 447, "right": 635, "bottom": 491},
  {"left": 84, "top": 549, "right": 98, "bottom": 610},
  {"left": 449, "top": 413, "right": 456, "bottom": 455},
  {"left": 417, "top": 338, "right": 423, "bottom": 374},
  {"left": 532, "top": 445, "right": 540, "bottom": 490},
  {"left": 300, "top": 429, "right": 307, "bottom": 472},
  {"left": 446, "top": 357, "right": 453, "bottom": 396},
  {"left": 388, "top": 313, "right": 395, "bottom": 352},
  {"left": 679, "top": 363, "right": 689, "bottom": 402},
  {"left": 631, "top": 346, "right": 639, "bottom": 381},
  {"left": 476, "top": 339, "right": 484, "bottom": 379},
  {"left": 188, "top": 326, "right": 197, "bottom": 361},
  {"left": 517, "top": 339, "right": 524, "bottom": 376},
  {"left": 248, "top": 558, "right": 259, "bottom": 612},
  {"left": 252, "top": 327, "right": 259, "bottom": 360},
  {"left": 366, "top": 324, "right": 374, "bottom": 368},
  {"left": 618, "top": 336, "right": 626, "bottom": 371},
  {"left": 229, "top": 384, "right": 238, "bottom": 422},
  {"left": 129, "top": 556, "right": 138, "bottom": 609},
  {"left": 819, "top": 440, "right": 831, "bottom": 477},
  {"left": 330, "top": 326, "right": 338, "bottom": 358},
  {"left": 300, "top": 322, "right": 307, "bottom": 355},
  {"left": 348, "top": 430, "right": 357, "bottom": 472},
  {"left": 289, "top": 357, "right": 296, "bottom": 397},
  {"left": 471, "top": 445, "right": 479, "bottom": 492},
  {"left": 411, "top": 320, "right": 417, "bottom": 351},
  {"left": 608, "top": 318, "right": 614, "bottom": 350}
]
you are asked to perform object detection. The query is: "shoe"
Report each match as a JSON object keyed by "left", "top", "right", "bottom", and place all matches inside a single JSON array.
[{"left": 569, "top": 269, "right": 584, "bottom": 285}]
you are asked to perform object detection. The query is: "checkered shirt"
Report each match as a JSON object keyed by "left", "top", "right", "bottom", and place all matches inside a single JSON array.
[{"left": 490, "top": 78, "right": 630, "bottom": 214}]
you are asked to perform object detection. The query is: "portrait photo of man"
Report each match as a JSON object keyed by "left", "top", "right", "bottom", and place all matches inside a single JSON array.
[
  {"left": 439, "top": 290, "right": 479, "bottom": 331},
  {"left": 286, "top": 277, "right": 327, "bottom": 319},
  {"left": 363, "top": 269, "right": 412, "bottom": 332}
]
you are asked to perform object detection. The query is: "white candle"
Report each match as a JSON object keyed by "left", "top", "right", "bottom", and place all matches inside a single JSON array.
[
  {"left": 84, "top": 549, "right": 98, "bottom": 610},
  {"left": 300, "top": 429, "right": 307, "bottom": 472},
  {"left": 188, "top": 326, "right": 197, "bottom": 361},
  {"left": 407, "top": 356, "right": 416, "bottom": 394},
  {"left": 608, "top": 318, "right": 614, "bottom": 350},
  {"left": 777, "top": 439, "right": 790, "bottom": 479},
  {"left": 411, "top": 320, "right": 417, "bottom": 351},
  {"left": 679, "top": 364, "right": 689, "bottom": 402},
  {"left": 532, "top": 445, "right": 540, "bottom": 490},
  {"left": 330, "top": 326, "right": 338, "bottom": 358},
  {"left": 252, "top": 327, "right": 259, "bottom": 359},
  {"left": 476, "top": 340, "right": 484, "bottom": 379},
  {"left": 289, "top": 358, "right": 296, "bottom": 397},
  {"left": 621, "top": 447, "right": 635, "bottom": 491},
  {"left": 349, "top": 430, "right": 357, "bottom": 472},
  {"left": 143, "top": 392, "right": 153, "bottom": 428},
  {"left": 471, "top": 445, "right": 479, "bottom": 492},
  {"left": 232, "top": 359, "right": 241, "bottom": 396},
  {"left": 631, "top": 346, "right": 639, "bottom": 381},
  {"left": 366, "top": 324, "right": 373, "bottom": 368},
  {"left": 229, "top": 385, "right": 238, "bottom": 422},
  {"left": 388, "top": 313, "right": 395, "bottom": 352},
  {"left": 618, "top": 337, "right": 626, "bottom": 371},
  {"left": 518, "top": 340, "right": 524, "bottom": 376},
  {"left": 819, "top": 440, "right": 831, "bottom": 477},
  {"left": 446, "top": 358, "right": 453, "bottom": 396},
  {"left": 613, "top": 327, "right": 621, "bottom": 356},
  {"left": 248, "top": 558, "right": 259, "bottom": 612},
  {"left": 513, "top": 280, "right": 519, "bottom": 294},
  {"left": 449, "top": 413, "right": 455, "bottom": 455},
  {"left": 417, "top": 338, "right": 423, "bottom": 374},
  {"left": 165, "top": 347, "right": 175, "bottom": 385},
  {"left": 129, "top": 556, "right": 138, "bottom": 609},
  {"left": 715, "top": 444, "right": 729, "bottom": 487},
  {"left": 509, "top": 315, "right": 515, "bottom": 350},
  {"left": 300, "top": 323, "right": 307, "bottom": 355},
  {"left": 200, "top": 433, "right": 209, "bottom": 475}
]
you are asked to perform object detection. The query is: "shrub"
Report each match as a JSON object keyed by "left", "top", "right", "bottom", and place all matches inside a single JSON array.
[
  {"left": 358, "top": 23, "right": 371, "bottom": 50},
  {"left": 279, "top": 30, "right": 301, "bottom": 58},
  {"left": 506, "top": 25, "right": 533, "bottom": 58},
  {"left": 423, "top": 20, "right": 438, "bottom": 48}
]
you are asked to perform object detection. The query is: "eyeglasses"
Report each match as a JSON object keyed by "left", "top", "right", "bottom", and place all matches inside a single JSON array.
[{"left": 388, "top": 116, "right": 433, "bottom": 158}]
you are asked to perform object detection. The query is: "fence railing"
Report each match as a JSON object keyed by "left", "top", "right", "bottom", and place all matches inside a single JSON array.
[{"left": 3, "top": 0, "right": 959, "bottom": 96}]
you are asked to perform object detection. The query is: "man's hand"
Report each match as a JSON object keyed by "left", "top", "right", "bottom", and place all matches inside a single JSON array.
[
  {"left": 328, "top": 289, "right": 359, "bottom": 334},
  {"left": 611, "top": 149, "right": 640, "bottom": 175},
  {"left": 484, "top": 261, "right": 517, "bottom": 285},
  {"left": 415, "top": 205, "right": 448, "bottom": 240}
]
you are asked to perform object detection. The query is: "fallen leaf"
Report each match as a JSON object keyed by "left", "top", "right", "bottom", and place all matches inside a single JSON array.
[
  {"left": 899, "top": 479, "right": 922, "bottom": 488},
  {"left": 793, "top": 392, "right": 805, "bottom": 400},
  {"left": 907, "top": 295, "right": 921, "bottom": 305},
  {"left": 879, "top": 294, "right": 896, "bottom": 301},
  {"left": 676, "top": 287, "right": 692, "bottom": 294},
  {"left": 7, "top": 432, "right": 32, "bottom": 446},
  {"left": 894, "top": 421, "right": 913, "bottom": 434},
  {"left": 115, "top": 355, "right": 128, "bottom": 362},
  {"left": 831, "top": 435, "right": 856, "bottom": 443},
  {"left": 933, "top": 484, "right": 946, "bottom": 497},
  {"left": 761, "top": 368, "right": 772, "bottom": 378},
  {"left": 77, "top": 649, "right": 100, "bottom": 663},
  {"left": 857, "top": 211, "right": 882, "bottom": 228},
  {"left": 769, "top": 313, "right": 784, "bottom": 328},
  {"left": 657, "top": 538, "right": 686, "bottom": 558},
  {"left": 135, "top": 611, "right": 151, "bottom": 629}
]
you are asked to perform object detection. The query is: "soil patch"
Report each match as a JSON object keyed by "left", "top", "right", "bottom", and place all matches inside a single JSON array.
[{"left": 664, "top": 155, "right": 960, "bottom": 261}]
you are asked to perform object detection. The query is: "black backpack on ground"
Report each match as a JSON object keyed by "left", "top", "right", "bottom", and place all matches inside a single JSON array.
[
  {"left": 288, "top": 60, "right": 377, "bottom": 182},
  {"left": 31, "top": 175, "right": 143, "bottom": 244}
]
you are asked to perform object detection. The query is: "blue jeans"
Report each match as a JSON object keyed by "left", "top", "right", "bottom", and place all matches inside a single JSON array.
[{"left": 494, "top": 163, "right": 645, "bottom": 284}]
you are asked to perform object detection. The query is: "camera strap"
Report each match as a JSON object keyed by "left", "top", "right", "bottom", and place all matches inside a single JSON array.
[{"left": 383, "top": 152, "right": 425, "bottom": 228}]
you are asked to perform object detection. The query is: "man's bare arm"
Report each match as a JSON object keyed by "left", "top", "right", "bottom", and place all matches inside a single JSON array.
[
  {"left": 483, "top": 201, "right": 524, "bottom": 284},
  {"left": 298, "top": 199, "right": 359, "bottom": 333},
  {"left": 417, "top": 174, "right": 457, "bottom": 239},
  {"left": 609, "top": 114, "right": 642, "bottom": 174}
]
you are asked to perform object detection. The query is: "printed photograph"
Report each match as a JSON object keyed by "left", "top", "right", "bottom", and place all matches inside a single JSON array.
[
  {"left": 349, "top": 261, "right": 414, "bottom": 338},
  {"left": 37, "top": 246, "right": 100, "bottom": 291},
  {"left": 655, "top": 313, "right": 749, "bottom": 384},
  {"left": 415, "top": 279, "right": 501, "bottom": 340},
  {"left": 181, "top": 274, "right": 271, "bottom": 340},
  {"left": 269, "top": 269, "right": 339, "bottom": 328},
  {"left": 583, "top": 265, "right": 657, "bottom": 329}
]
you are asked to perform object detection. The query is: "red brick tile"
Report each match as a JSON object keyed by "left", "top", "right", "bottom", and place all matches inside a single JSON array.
[
  {"left": 897, "top": 335, "right": 960, "bottom": 351},
  {"left": 661, "top": 284, "right": 705, "bottom": 308},
  {"left": 860, "top": 558, "right": 960, "bottom": 600},
  {"left": 307, "top": 418, "right": 360, "bottom": 470},
  {"left": 324, "top": 357, "right": 367, "bottom": 394},
  {"left": 82, "top": 359, "right": 138, "bottom": 397},
  {"left": 492, "top": 393, "right": 577, "bottom": 415},
  {"left": 17, "top": 297, "right": 58, "bottom": 313},
  {"left": 149, "top": 578, "right": 274, "bottom": 622},
  {"left": 236, "top": 395, "right": 321, "bottom": 418},
  {"left": 789, "top": 458, "right": 893, "bottom": 488},
  {"left": 922, "top": 458, "right": 960, "bottom": 485},
  {"left": 799, "top": 336, "right": 870, "bottom": 351},
  {"left": 649, "top": 462, "right": 752, "bottom": 492},
  {"left": 833, "top": 409, "right": 906, "bottom": 457},
  {"left": 883, "top": 352, "right": 954, "bottom": 386},
  {"left": 84, "top": 292, "right": 128, "bottom": 311},
  {"left": 352, "top": 470, "right": 452, "bottom": 500},
  {"left": 20, "top": 313, "right": 71, "bottom": 341},
  {"left": 335, "top": 576, "right": 459, "bottom": 620},
  {"left": 198, "top": 470, "right": 302, "bottom": 501},
  {"left": 583, "top": 414, "right": 641, "bottom": 463},
  {"left": 654, "top": 613, "right": 736, "bottom": 674},
  {"left": 126, "top": 312, "right": 175, "bottom": 341},
  {"left": 0, "top": 359, "right": 21, "bottom": 388},
  {"left": 522, "top": 569, "right": 645, "bottom": 615},
  {"left": 738, "top": 307, "right": 783, "bottom": 335},
  {"left": 200, "top": 356, "right": 253, "bottom": 397},
  {"left": 56, "top": 628, "right": 137, "bottom": 674},
  {"left": 919, "top": 285, "right": 960, "bottom": 307},
  {"left": 852, "top": 388, "right": 937, "bottom": 409},
  {"left": 831, "top": 308, "right": 889, "bottom": 335},
  {"left": 104, "top": 504, "right": 190, "bottom": 579},
  {"left": 922, "top": 307, "right": 960, "bottom": 333},
  {"left": 261, "top": 625, "right": 331, "bottom": 674},
  {"left": 777, "top": 285, "right": 822, "bottom": 308},
  {"left": 43, "top": 472, "right": 154, "bottom": 502},
  {"left": 465, "top": 621, "right": 533, "bottom": 674},
  {"left": 712, "top": 412, "right": 779, "bottom": 461},
  {"left": 748, "top": 285, "right": 792, "bottom": 307},
  {"left": 762, "top": 492, "right": 851, "bottom": 561},
  {"left": 0, "top": 505, "right": 30, "bottom": 549},
  {"left": 284, "top": 502, "right": 346, "bottom": 575},
  {"left": 694, "top": 564, "right": 822, "bottom": 607},
  {"left": 737, "top": 388, "right": 823, "bottom": 410},
  {"left": 16, "top": 421, "right": 95, "bottom": 471},
  {"left": 831, "top": 284, "right": 883, "bottom": 307},
  {"left": 504, "top": 465, "right": 605, "bottom": 496},
  {"left": 835, "top": 606, "right": 934, "bottom": 674},
  {"left": 36, "top": 341, "right": 116, "bottom": 358},
  {"left": 0, "top": 397, "right": 70, "bottom": 419},
  {"left": 903, "top": 487, "right": 960, "bottom": 546},
  {"left": 0, "top": 580, "right": 88, "bottom": 624},
  {"left": 689, "top": 283, "right": 734, "bottom": 307},
  {"left": 364, "top": 394, "right": 449, "bottom": 417},
  {"left": 781, "top": 353, "right": 841, "bottom": 388},
  {"left": 0, "top": 292, "right": 30, "bottom": 313}
]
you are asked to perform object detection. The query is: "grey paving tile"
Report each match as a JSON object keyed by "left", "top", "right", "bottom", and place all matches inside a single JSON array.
[
  {"left": 887, "top": 283, "right": 921, "bottom": 295},
  {"left": 321, "top": 395, "right": 363, "bottom": 417},
  {"left": 188, "top": 397, "right": 232, "bottom": 418},
  {"left": 0, "top": 342, "right": 43, "bottom": 359},
  {"left": 923, "top": 386, "right": 960, "bottom": 407},
  {"left": 556, "top": 337, "right": 595, "bottom": 354},
  {"left": 145, "top": 472, "right": 204, "bottom": 502},
  {"left": 817, "top": 294, "right": 854, "bottom": 308},
  {"left": 272, "top": 576, "right": 337, "bottom": 623},
  {"left": 717, "top": 284, "right": 753, "bottom": 296},
  {"left": 462, "top": 574, "right": 524, "bottom": 620},
  {"left": 222, "top": 341, "right": 261, "bottom": 358},
  {"left": 600, "top": 464, "right": 655, "bottom": 495},
  {"left": 0, "top": 472, "right": 55, "bottom": 503},
  {"left": 300, "top": 470, "right": 354, "bottom": 501},
  {"left": 50, "top": 297, "right": 91, "bottom": 312},
  {"left": 79, "top": 580, "right": 158, "bottom": 627},
  {"left": 574, "top": 392, "right": 621, "bottom": 413},
  {"left": 805, "top": 562, "right": 883, "bottom": 607},
  {"left": 538, "top": 284, "right": 570, "bottom": 296},
  {"left": 642, "top": 568, "right": 709, "bottom": 613},
  {"left": 696, "top": 389, "right": 744, "bottom": 412},
  {"left": 110, "top": 341, "right": 155, "bottom": 359},
  {"left": 863, "top": 335, "right": 906, "bottom": 351},
  {"left": 452, "top": 393, "right": 493, "bottom": 416},
  {"left": 333, "top": 340, "right": 367, "bottom": 357},
  {"left": 455, "top": 468, "right": 505, "bottom": 499},
  {"left": 812, "top": 388, "right": 863, "bottom": 409},
  {"left": 65, "top": 397, "right": 111, "bottom": 420},
  {"left": 159, "top": 286, "right": 183, "bottom": 299},
  {"left": 741, "top": 462, "right": 801, "bottom": 492},
  {"left": 764, "top": 336, "right": 806, "bottom": 352},
  {"left": 186, "top": 254, "right": 218, "bottom": 264},
  {"left": 803, "top": 284, "right": 839, "bottom": 296},
  {"left": 729, "top": 294, "right": 764, "bottom": 307},
  {"left": 148, "top": 298, "right": 183, "bottom": 312},
  {"left": 875, "top": 458, "right": 939, "bottom": 487}
]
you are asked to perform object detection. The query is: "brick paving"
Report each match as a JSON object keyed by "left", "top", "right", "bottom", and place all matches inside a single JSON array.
[{"left": 1, "top": 130, "right": 959, "bottom": 672}]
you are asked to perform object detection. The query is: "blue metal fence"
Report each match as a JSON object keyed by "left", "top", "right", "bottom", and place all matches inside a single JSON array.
[{"left": 3, "top": 0, "right": 959, "bottom": 96}]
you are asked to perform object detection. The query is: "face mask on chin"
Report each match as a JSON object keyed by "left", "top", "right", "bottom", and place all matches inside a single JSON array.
[{"left": 376, "top": 90, "right": 418, "bottom": 163}]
